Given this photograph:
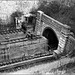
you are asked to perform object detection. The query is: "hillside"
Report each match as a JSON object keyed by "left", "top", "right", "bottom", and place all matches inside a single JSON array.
[{"left": 33, "top": 0, "right": 75, "bottom": 35}]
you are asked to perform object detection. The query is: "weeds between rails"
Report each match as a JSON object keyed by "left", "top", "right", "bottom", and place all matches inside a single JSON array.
[{"left": 0, "top": 52, "right": 55, "bottom": 73}]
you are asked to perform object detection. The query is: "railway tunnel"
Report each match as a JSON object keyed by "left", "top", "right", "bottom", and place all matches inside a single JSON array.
[{"left": 42, "top": 27, "right": 59, "bottom": 50}]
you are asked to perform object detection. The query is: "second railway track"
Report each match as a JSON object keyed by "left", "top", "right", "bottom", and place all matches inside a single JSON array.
[{"left": 0, "top": 53, "right": 55, "bottom": 73}]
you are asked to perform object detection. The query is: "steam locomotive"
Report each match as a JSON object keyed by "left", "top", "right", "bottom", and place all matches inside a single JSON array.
[{"left": 0, "top": 13, "right": 52, "bottom": 71}]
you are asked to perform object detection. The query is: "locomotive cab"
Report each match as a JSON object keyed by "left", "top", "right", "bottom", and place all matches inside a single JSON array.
[
  {"left": 24, "top": 13, "right": 36, "bottom": 25},
  {"left": 15, "top": 13, "right": 36, "bottom": 32},
  {"left": 22, "top": 13, "right": 36, "bottom": 32}
]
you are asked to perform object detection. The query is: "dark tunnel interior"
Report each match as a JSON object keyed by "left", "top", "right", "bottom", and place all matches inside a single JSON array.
[{"left": 42, "top": 27, "right": 59, "bottom": 50}]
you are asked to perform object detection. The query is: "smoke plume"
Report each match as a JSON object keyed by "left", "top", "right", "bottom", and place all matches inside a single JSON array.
[{"left": 0, "top": 0, "right": 39, "bottom": 25}]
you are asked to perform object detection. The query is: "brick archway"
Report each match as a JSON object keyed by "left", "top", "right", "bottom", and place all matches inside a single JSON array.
[
  {"left": 42, "top": 27, "right": 59, "bottom": 50},
  {"left": 35, "top": 10, "right": 74, "bottom": 55}
]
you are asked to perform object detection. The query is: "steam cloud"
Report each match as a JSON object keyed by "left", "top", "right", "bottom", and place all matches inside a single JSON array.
[{"left": 0, "top": 0, "right": 39, "bottom": 25}]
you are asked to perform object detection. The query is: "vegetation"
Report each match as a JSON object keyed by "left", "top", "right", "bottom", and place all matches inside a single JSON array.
[
  {"left": 32, "top": 0, "right": 75, "bottom": 34},
  {"left": 10, "top": 11, "right": 23, "bottom": 24}
]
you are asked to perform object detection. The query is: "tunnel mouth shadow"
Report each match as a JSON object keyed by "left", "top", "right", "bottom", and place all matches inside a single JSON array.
[{"left": 42, "top": 27, "right": 59, "bottom": 51}]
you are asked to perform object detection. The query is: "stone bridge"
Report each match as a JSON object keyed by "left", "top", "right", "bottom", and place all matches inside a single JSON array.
[{"left": 35, "top": 11, "right": 75, "bottom": 55}]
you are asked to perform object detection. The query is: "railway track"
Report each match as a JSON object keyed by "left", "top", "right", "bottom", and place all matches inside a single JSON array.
[{"left": 0, "top": 52, "right": 55, "bottom": 73}]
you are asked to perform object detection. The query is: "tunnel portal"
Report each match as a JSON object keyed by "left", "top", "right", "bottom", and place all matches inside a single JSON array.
[{"left": 42, "top": 27, "right": 59, "bottom": 50}]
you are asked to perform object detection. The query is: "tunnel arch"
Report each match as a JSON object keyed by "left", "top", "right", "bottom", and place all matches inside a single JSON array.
[{"left": 42, "top": 27, "right": 59, "bottom": 50}]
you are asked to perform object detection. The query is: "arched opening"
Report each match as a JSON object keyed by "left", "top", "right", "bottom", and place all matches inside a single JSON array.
[{"left": 42, "top": 27, "right": 59, "bottom": 50}]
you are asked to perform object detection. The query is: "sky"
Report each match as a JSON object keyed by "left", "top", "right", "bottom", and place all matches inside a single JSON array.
[{"left": 0, "top": 0, "right": 39, "bottom": 24}]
